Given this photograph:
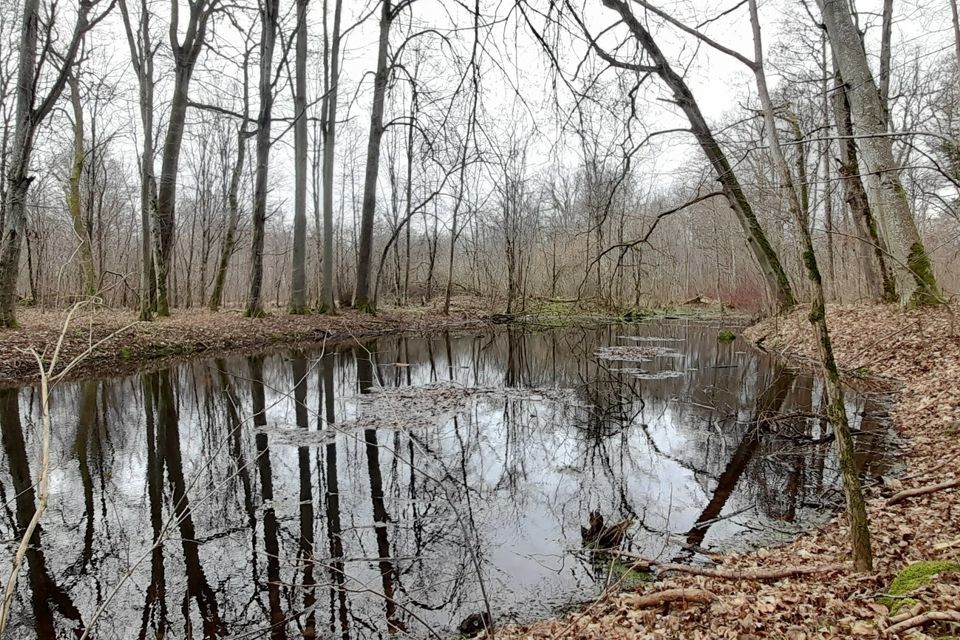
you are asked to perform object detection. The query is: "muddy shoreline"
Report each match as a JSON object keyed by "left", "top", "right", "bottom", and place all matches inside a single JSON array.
[{"left": 0, "top": 306, "right": 494, "bottom": 388}]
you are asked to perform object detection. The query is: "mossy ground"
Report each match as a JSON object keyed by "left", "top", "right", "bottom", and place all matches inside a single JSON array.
[{"left": 878, "top": 561, "right": 960, "bottom": 614}]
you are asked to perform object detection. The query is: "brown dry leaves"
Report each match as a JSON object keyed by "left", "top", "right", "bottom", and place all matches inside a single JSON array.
[
  {"left": 498, "top": 304, "right": 960, "bottom": 639},
  {"left": 0, "top": 299, "right": 492, "bottom": 386}
]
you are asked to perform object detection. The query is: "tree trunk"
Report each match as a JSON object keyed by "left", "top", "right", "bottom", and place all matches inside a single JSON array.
[
  {"left": 600, "top": 0, "right": 795, "bottom": 312},
  {"left": 879, "top": 0, "right": 894, "bottom": 130},
  {"left": 0, "top": 33, "right": 35, "bottom": 326},
  {"left": 67, "top": 75, "right": 98, "bottom": 298},
  {"left": 207, "top": 50, "right": 251, "bottom": 312},
  {"left": 154, "top": 68, "right": 193, "bottom": 317},
  {"left": 119, "top": 0, "right": 157, "bottom": 321},
  {"left": 319, "top": 0, "right": 343, "bottom": 314},
  {"left": 831, "top": 66, "right": 897, "bottom": 302},
  {"left": 951, "top": 0, "right": 960, "bottom": 70},
  {"left": 246, "top": 0, "right": 281, "bottom": 317},
  {"left": 290, "top": 0, "right": 309, "bottom": 314},
  {"left": 750, "top": 0, "right": 872, "bottom": 571},
  {"left": 353, "top": 0, "right": 392, "bottom": 313},
  {"left": 208, "top": 133, "right": 246, "bottom": 311},
  {"left": 818, "top": 0, "right": 940, "bottom": 305}
]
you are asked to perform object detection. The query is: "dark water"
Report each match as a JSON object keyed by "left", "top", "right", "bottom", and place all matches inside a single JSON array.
[{"left": 0, "top": 321, "right": 894, "bottom": 639}]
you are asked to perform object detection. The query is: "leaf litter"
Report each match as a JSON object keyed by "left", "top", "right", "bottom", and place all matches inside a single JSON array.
[{"left": 497, "top": 304, "right": 960, "bottom": 639}]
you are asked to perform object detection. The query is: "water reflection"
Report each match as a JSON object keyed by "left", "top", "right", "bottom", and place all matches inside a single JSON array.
[{"left": 0, "top": 322, "right": 893, "bottom": 638}]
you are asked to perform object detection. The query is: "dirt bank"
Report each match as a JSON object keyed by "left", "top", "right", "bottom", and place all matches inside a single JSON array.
[
  {"left": 499, "top": 304, "right": 960, "bottom": 639},
  {"left": 0, "top": 301, "right": 492, "bottom": 387}
]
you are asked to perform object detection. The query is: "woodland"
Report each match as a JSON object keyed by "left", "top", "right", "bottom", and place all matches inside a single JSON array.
[{"left": 0, "top": 0, "right": 959, "bottom": 637}]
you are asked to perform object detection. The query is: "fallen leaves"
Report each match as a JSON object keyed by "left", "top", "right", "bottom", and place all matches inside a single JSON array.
[
  {"left": 497, "top": 303, "right": 960, "bottom": 639},
  {"left": 0, "top": 303, "right": 493, "bottom": 386}
]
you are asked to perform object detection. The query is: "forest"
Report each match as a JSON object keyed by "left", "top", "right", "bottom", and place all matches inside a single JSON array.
[{"left": 0, "top": 0, "right": 959, "bottom": 638}]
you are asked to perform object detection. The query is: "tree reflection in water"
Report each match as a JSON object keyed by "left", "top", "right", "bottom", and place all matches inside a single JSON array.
[{"left": 0, "top": 322, "right": 894, "bottom": 638}]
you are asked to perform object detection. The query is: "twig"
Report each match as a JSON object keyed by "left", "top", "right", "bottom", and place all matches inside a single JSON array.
[
  {"left": 0, "top": 348, "right": 55, "bottom": 634},
  {"left": 886, "top": 479, "right": 960, "bottom": 506},
  {"left": 886, "top": 610, "right": 960, "bottom": 635},
  {"left": 622, "top": 588, "right": 716, "bottom": 608},
  {"left": 616, "top": 552, "right": 848, "bottom": 581}
]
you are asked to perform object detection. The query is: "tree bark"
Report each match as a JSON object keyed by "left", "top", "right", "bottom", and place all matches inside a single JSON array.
[
  {"left": 245, "top": 0, "right": 281, "bottom": 317},
  {"left": 319, "top": 0, "right": 343, "bottom": 313},
  {"left": 831, "top": 66, "right": 897, "bottom": 302},
  {"left": 66, "top": 74, "right": 98, "bottom": 298},
  {"left": 290, "top": 0, "right": 309, "bottom": 314},
  {"left": 818, "top": 0, "right": 940, "bottom": 305},
  {"left": 353, "top": 0, "right": 392, "bottom": 313}
]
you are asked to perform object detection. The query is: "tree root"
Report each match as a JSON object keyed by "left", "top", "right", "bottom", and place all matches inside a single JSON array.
[
  {"left": 886, "top": 610, "right": 960, "bottom": 635},
  {"left": 886, "top": 478, "right": 960, "bottom": 506},
  {"left": 624, "top": 588, "right": 716, "bottom": 608}
]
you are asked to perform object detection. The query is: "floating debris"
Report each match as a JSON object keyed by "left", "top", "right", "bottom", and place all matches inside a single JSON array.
[
  {"left": 270, "top": 383, "right": 582, "bottom": 441},
  {"left": 618, "top": 336, "right": 685, "bottom": 342},
  {"left": 630, "top": 370, "right": 686, "bottom": 380},
  {"left": 595, "top": 345, "right": 678, "bottom": 362}
]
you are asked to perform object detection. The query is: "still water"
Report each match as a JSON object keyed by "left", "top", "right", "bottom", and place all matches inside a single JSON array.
[{"left": 0, "top": 320, "right": 893, "bottom": 639}]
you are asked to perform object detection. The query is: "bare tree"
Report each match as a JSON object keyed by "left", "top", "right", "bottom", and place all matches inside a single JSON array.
[
  {"left": 290, "top": 0, "right": 309, "bottom": 313},
  {"left": 0, "top": 0, "right": 115, "bottom": 327},
  {"left": 208, "top": 43, "right": 253, "bottom": 312},
  {"left": 153, "top": 0, "right": 221, "bottom": 316},
  {"left": 66, "top": 70, "right": 98, "bottom": 297},
  {"left": 353, "top": 0, "right": 395, "bottom": 313},
  {"left": 749, "top": 0, "right": 872, "bottom": 571},
  {"left": 818, "top": 0, "right": 941, "bottom": 305},
  {"left": 318, "top": 0, "right": 343, "bottom": 313},
  {"left": 245, "top": 0, "right": 281, "bottom": 316},
  {"left": 593, "top": 0, "right": 797, "bottom": 311},
  {"left": 118, "top": 0, "right": 157, "bottom": 320}
]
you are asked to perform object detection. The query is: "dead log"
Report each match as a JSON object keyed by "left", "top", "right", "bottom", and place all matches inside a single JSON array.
[
  {"left": 886, "top": 478, "right": 960, "bottom": 506},
  {"left": 886, "top": 610, "right": 960, "bottom": 635},
  {"left": 624, "top": 588, "right": 716, "bottom": 608},
  {"left": 618, "top": 552, "right": 848, "bottom": 581}
]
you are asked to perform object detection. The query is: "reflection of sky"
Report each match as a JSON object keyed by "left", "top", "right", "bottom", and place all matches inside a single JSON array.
[{"left": 1, "top": 321, "right": 895, "bottom": 638}]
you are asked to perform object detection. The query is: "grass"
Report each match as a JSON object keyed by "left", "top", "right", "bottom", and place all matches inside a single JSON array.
[{"left": 717, "top": 329, "right": 736, "bottom": 342}]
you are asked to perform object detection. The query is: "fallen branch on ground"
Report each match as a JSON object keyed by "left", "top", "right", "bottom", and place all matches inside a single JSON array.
[
  {"left": 886, "top": 610, "right": 960, "bottom": 635},
  {"left": 616, "top": 552, "right": 848, "bottom": 581},
  {"left": 888, "top": 603, "right": 925, "bottom": 624},
  {"left": 624, "top": 589, "right": 716, "bottom": 608},
  {"left": 886, "top": 478, "right": 960, "bottom": 506}
]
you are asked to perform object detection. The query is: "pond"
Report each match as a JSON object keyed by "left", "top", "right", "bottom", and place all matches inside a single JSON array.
[{"left": 0, "top": 320, "right": 895, "bottom": 639}]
